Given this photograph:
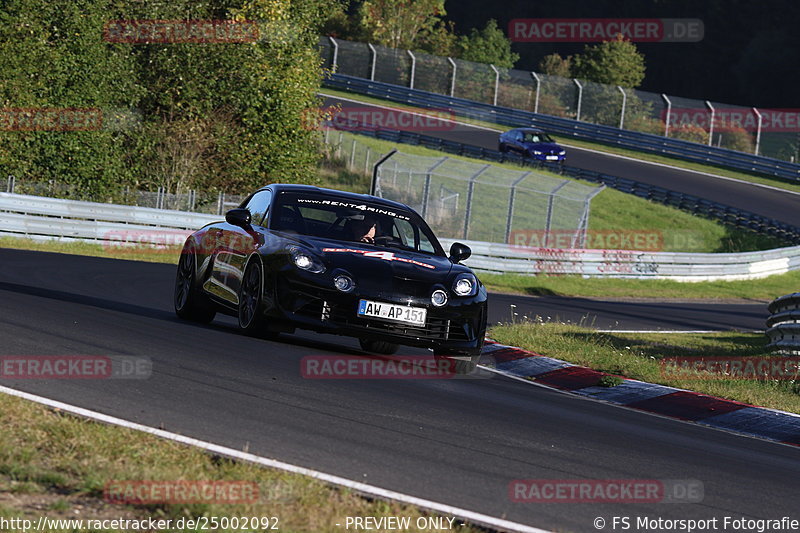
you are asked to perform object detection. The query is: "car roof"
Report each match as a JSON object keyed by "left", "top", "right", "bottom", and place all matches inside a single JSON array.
[
  {"left": 259, "top": 184, "right": 413, "bottom": 213},
  {"left": 510, "top": 127, "right": 546, "bottom": 134}
]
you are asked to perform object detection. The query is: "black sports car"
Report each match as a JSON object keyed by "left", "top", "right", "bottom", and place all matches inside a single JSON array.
[{"left": 174, "top": 184, "right": 487, "bottom": 371}]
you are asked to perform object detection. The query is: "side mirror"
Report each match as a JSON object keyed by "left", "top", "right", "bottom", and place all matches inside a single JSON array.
[
  {"left": 225, "top": 208, "right": 251, "bottom": 227},
  {"left": 449, "top": 242, "right": 471, "bottom": 263}
]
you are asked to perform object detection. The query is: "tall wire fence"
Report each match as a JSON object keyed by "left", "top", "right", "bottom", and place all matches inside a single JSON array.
[{"left": 320, "top": 36, "right": 800, "bottom": 162}]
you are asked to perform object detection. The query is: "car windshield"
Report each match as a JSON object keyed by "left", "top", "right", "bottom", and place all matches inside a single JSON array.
[
  {"left": 270, "top": 193, "right": 444, "bottom": 255},
  {"left": 522, "top": 132, "right": 554, "bottom": 143}
]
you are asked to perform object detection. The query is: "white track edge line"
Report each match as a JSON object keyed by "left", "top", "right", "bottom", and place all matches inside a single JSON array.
[
  {"left": 0, "top": 385, "right": 550, "bottom": 533},
  {"left": 318, "top": 92, "right": 800, "bottom": 197}
]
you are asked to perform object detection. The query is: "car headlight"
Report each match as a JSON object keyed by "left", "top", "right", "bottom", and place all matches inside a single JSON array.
[
  {"left": 532, "top": 150, "right": 542, "bottom": 155},
  {"left": 334, "top": 274, "right": 355, "bottom": 292},
  {"left": 431, "top": 289, "right": 448, "bottom": 307},
  {"left": 288, "top": 246, "right": 325, "bottom": 273},
  {"left": 452, "top": 274, "right": 478, "bottom": 296},
  {"left": 559, "top": 150, "right": 566, "bottom": 155}
]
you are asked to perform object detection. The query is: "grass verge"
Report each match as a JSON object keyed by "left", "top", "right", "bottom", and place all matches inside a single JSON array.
[
  {"left": 0, "top": 392, "right": 479, "bottom": 532},
  {"left": 489, "top": 322, "right": 800, "bottom": 414},
  {"left": 479, "top": 270, "right": 798, "bottom": 301},
  {"left": 320, "top": 87, "right": 800, "bottom": 195}
]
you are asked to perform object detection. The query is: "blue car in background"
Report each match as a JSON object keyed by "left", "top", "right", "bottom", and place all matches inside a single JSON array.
[{"left": 498, "top": 128, "right": 566, "bottom": 163}]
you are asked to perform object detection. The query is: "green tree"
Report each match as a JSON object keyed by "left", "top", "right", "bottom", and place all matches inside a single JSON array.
[
  {"left": 571, "top": 34, "right": 646, "bottom": 88},
  {"left": 357, "top": 0, "right": 446, "bottom": 50},
  {"left": 456, "top": 19, "right": 518, "bottom": 68},
  {"left": 538, "top": 53, "right": 572, "bottom": 78}
]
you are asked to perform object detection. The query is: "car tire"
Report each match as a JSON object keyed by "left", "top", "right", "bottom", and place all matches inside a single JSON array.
[
  {"left": 174, "top": 247, "right": 216, "bottom": 324},
  {"left": 434, "top": 351, "right": 480, "bottom": 374},
  {"left": 238, "top": 259, "right": 269, "bottom": 336},
  {"left": 359, "top": 338, "right": 399, "bottom": 355}
]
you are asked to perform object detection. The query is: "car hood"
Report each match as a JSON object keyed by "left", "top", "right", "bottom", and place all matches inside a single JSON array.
[{"left": 294, "top": 236, "right": 454, "bottom": 296}]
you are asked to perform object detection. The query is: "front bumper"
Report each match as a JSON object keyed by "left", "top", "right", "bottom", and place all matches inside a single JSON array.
[{"left": 267, "top": 273, "right": 487, "bottom": 354}]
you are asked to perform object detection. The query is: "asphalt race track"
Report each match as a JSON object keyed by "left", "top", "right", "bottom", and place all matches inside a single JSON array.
[
  {"left": 322, "top": 95, "right": 800, "bottom": 228},
  {"left": 1, "top": 248, "right": 795, "bottom": 532}
]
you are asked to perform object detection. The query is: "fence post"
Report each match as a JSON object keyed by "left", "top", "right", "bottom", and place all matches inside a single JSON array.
[
  {"left": 328, "top": 36, "right": 339, "bottom": 73},
  {"left": 371, "top": 149, "right": 398, "bottom": 196},
  {"left": 618, "top": 86, "right": 627, "bottom": 129},
  {"left": 349, "top": 138, "right": 357, "bottom": 169},
  {"left": 420, "top": 157, "right": 448, "bottom": 219},
  {"left": 490, "top": 64, "right": 500, "bottom": 106},
  {"left": 662, "top": 94, "right": 672, "bottom": 137},
  {"left": 364, "top": 147, "right": 371, "bottom": 175},
  {"left": 531, "top": 72, "right": 541, "bottom": 113},
  {"left": 463, "top": 164, "right": 490, "bottom": 239},
  {"left": 753, "top": 107, "right": 763, "bottom": 155},
  {"left": 447, "top": 57, "right": 457, "bottom": 97},
  {"left": 705, "top": 100, "right": 715, "bottom": 146},
  {"left": 368, "top": 43, "right": 377, "bottom": 81},
  {"left": 189, "top": 189, "right": 196, "bottom": 211},
  {"left": 573, "top": 79, "right": 583, "bottom": 121},
  {"left": 7, "top": 175, "right": 14, "bottom": 194},
  {"left": 505, "top": 172, "right": 532, "bottom": 244},
  {"left": 407, "top": 50, "right": 416, "bottom": 89},
  {"left": 543, "top": 180, "right": 569, "bottom": 247},
  {"left": 216, "top": 191, "right": 223, "bottom": 216}
]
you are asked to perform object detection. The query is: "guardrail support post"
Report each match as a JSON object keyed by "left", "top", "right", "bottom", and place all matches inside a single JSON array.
[
  {"left": 463, "top": 164, "right": 491, "bottom": 239},
  {"left": 490, "top": 64, "right": 500, "bottom": 106},
  {"left": 531, "top": 72, "right": 541, "bottom": 113},
  {"left": 543, "top": 180, "right": 569, "bottom": 247},
  {"left": 328, "top": 37, "right": 339, "bottom": 73},
  {"left": 618, "top": 86, "right": 627, "bottom": 129},
  {"left": 368, "top": 43, "right": 377, "bottom": 81},
  {"left": 662, "top": 94, "right": 672, "bottom": 137},
  {"left": 420, "top": 157, "right": 448, "bottom": 218},
  {"left": 705, "top": 100, "right": 715, "bottom": 146},
  {"left": 447, "top": 57, "right": 457, "bottom": 97},
  {"left": 753, "top": 107, "right": 763, "bottom": 155},
  {"left": 407, "top": 50, "right": 416, "bottom": 89},
  {"left": 505, "top": 172, "right": 532, "bottom": 244},
  {"left": 371, "top": 149, "right": 398, "bottom": 196},
  {"left": 573, "top": 79, "right": 583, "bottom": 121}
]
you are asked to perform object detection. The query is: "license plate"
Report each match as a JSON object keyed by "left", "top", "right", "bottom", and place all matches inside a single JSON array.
[
  {"left": 545, "top": 155, "right": 560, "bottom": 160},
  {"left": 358, "top": 299, "right": 426, "bottom": 326}
]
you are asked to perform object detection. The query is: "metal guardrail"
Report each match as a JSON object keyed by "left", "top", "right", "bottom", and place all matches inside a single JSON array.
[
  {"left": 767, "top": 294, "right": 800, "bottom": 354},
  {"left": 2, "top": 192, "right": 799, "bottom": 282},
  {"left": 0, "top": 193, "right": 218, "bottom": 244},
  {"left": 324, "top": 74, "right": 800, "bottom": 183},
  {"left": 335, "top": 125, "right": 800, "bottom": 245},
  {"left": 440, "top": 238, "right": 800, "bottom": 282}
]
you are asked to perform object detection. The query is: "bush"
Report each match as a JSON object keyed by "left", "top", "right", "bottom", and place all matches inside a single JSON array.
[{"left": 0, "top": 0, "right": 334, "bottom": 198}]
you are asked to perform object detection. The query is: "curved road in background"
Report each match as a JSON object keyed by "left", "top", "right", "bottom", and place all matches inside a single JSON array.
[
  {"left": 322, "top": 95, "right": 800, "bottom": 227},
  {"left": 0, "top": 249, "right": 796, "bottom": 533}
]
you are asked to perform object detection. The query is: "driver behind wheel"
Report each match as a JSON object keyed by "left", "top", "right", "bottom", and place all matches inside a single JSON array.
[{"left": 346, "top": 214, "right": 380, "bottom": 244}]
